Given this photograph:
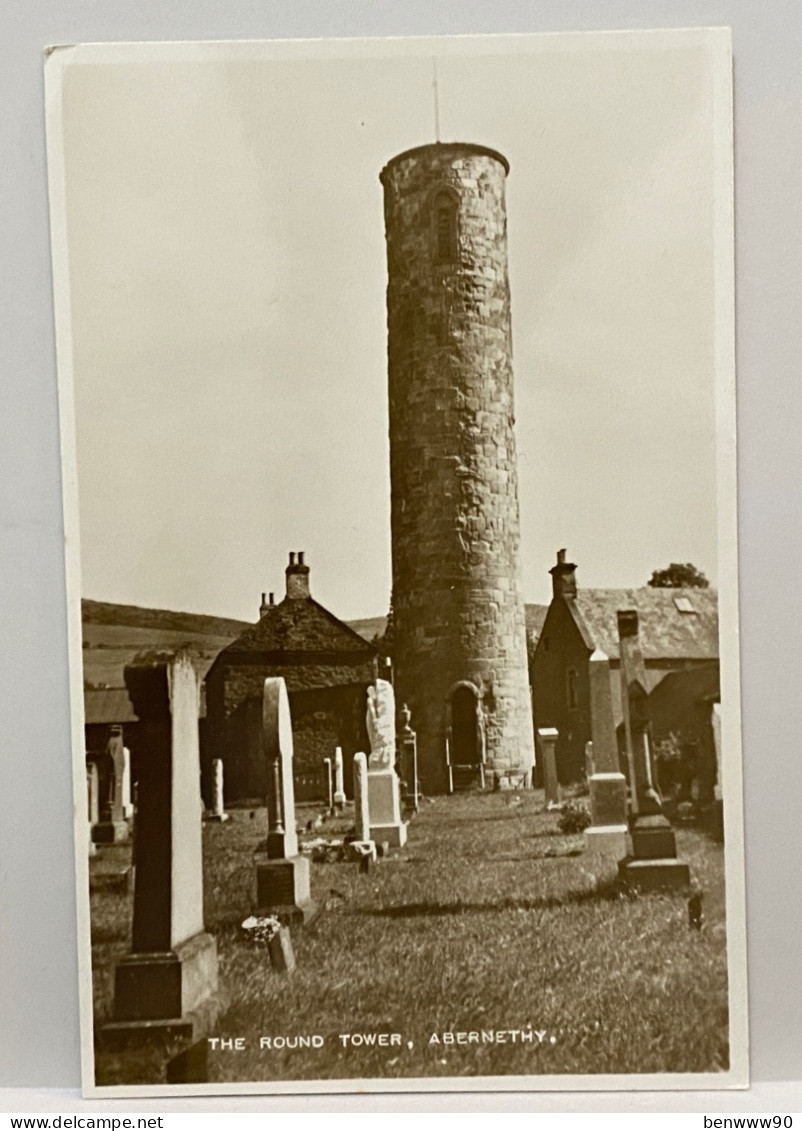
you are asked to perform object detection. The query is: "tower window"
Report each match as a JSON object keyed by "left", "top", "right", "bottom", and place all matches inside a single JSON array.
[{"left": 432, "top": 190, "right": 458, "bottom": 263}]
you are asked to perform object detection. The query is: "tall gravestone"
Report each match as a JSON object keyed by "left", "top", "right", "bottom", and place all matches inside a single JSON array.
[
  {"left": 121, "top": 745, "right": 134, "bottom": 819},
  {"left": 205, "top": 758, "right": 229, "bottom": 823},
  {"left": 333, "top": 747, "right": 346, "bottom": 810},
  {"left": 253, "top": 677, "right": 316, "bottom": 924},
  {"left": 93, "top": 725, "right": 130, "bottom": 843},
  {"left": 323, "top": 756, "right": 334, "bottom": 813},
  {"left": 537, "top": 728, "right": 561, "bottom": 808},
  {"left": 711, "top": 702, "right": 723, "bottom": 803},
  {"left": 398, "top": 703, "right": 420, "bottom": 812},
  {"left": 584, "top": 649, "right": 629, "bottom": 855},
  {"left": 105, "top": 650, "right": 219, "bottom": 1043},
  {"left": 366, "top": 680, "right": 407, "bottom": 848},
  {"left": 86, "top": 761, "right": 99, "bottom": 856},
  {"left": 351, "top": 752, "right": 376, "bottom": 860},
  {"left": 616, "top": 611, "right": 690, "bottom": 891}
]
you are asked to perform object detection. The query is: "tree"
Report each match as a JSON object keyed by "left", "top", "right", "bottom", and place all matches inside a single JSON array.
[{"left": 647, "top": 562, "right": 710, "bottom": 589}]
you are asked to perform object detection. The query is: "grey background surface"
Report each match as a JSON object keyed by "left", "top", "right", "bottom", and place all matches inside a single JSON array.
[{"left": 1, "top": 0, "right": 800, "bottom": 1105}]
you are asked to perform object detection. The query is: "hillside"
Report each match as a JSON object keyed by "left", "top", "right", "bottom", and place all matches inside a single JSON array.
[
  {"left": 81, "top": 600, "right": 251, "bottom": 689},
  {"left": 81, "top": 600, "right": 547, "bottom": 691}
]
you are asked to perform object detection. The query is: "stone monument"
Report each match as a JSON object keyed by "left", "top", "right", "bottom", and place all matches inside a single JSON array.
[
  {"left": 584, "top": 649, "right": 629, "bottom": 855},
  {"left": 366, "top": 679, "right": 407, "bottom": 848},
  {"left": 253, "top": 677, "right": 316, "bottom": 924},
  {"left": 93, "top": 724, "right": 130, "bottom": 843},
  {"left": 351, "top": 752, "right": 376, "bottom": 861},
  {"left": 333, "top": 747, "right": 346, "bottom": 810},
  {"left": 205, "top": 758, "right": 229, "bottom": 822},
  {"left": 86, "top": 761, "right": 99, "bottom": 856},
  {"left": 381, "top": 142, "right": 535, "bottom": 793},
  {"left": 105, "top": 649, "right": 219, "bottom": 1044},
  {"left": 398, "top": 703, "right": 420, "bottom": 812},
  {"left": 616, "top": 611, "right": 690, "bottom": 891},
  {"left": 537, "top": 728, "right": 561, "bottom": 809},
  {"left": 323, "top": 756, "right": 333, "bottom": 813},
  {"left": 121, "top": 745, "right": 134, "bottom": 819}
]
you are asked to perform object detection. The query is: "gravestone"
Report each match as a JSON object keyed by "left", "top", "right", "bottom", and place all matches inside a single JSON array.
[
  {"left": 333, "top": 747, "right": 346, "bottom": 810},
  {"left": 205, "top": 759, "right": 229, "bottom": 823},
  {"left": 93, "top": 725, "right": 130, "bottom": 843},
  {"left": 323, "top": 756, "right": 334, "bottom": 813},
  {"left": 398, "top": 703, "right": 420, "bottom": 812},
  {"left": 253, "top": 677, "right": 316, "bottom": 924},
  {"left": 584, "top": 649, "right": 629, "bottom": 855},
  {"left": 350, "top": 752, "right": 376, "bottom": 861},
  {"left": 86, "top": 761, "right": 99, "bottom": 856},
  {"left": 616, "top": 611, "right": 690, "bottom": 891},
  {"left": 366, "top": 680, "right": 407, "bottom": 848},
  {"left": 105, "top": 649, "right": 219, "bottom": 1044},
  {"left": 711, "top": 702, "right": 723, "bottom": 802},
  {"left": 537, "top": 728, "right": 561, "bottom": 808},
  {"left": 121, "top": 746, "right": 134, "bottom": 819}
]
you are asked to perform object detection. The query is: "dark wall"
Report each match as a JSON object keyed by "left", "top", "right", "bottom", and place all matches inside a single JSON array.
[
  {"left": 530, "top": 600, "right": 592, "bottom": 783},
  {"left": 203, "top": 655, "right": 374, "bottom": 803}
]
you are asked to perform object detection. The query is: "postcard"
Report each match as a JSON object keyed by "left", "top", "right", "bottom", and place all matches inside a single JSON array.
[{"left": 44, "top": 29, "right": 746, "bottom": 1097}]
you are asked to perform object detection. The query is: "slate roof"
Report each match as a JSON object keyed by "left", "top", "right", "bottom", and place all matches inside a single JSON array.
[
  {"left": 221, "top": 597, "right": 376, "bottom": 657},
  {"left": 84, "top": 687, "right": 138, "bottom": 725},
  {"left": 571, "top": 587, "right": 719, "bottom": 661}
]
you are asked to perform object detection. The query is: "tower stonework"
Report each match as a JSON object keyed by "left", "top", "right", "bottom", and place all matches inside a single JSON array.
[{"left": 381, "top": 142, "right": 535, "bottom": 793}]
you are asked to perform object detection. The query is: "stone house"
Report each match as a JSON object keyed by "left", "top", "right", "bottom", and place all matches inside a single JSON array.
[
  {"left": 203, "top": 553, "right": 378, "bottom": 803},
  {"left": 530, "top": 551, "right": 719, "bottom": 788}
]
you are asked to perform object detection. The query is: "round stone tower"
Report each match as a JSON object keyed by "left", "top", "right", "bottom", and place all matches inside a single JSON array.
[{"left": 380, "top": 142, "right": 535, "bottom": 793}]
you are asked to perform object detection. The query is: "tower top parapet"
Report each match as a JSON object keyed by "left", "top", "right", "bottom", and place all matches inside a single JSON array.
[{"left": 380, "top": 141, "right": 510, "bottom": 184}]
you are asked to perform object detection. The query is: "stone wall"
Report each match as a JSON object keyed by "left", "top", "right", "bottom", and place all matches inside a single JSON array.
[
  {"left": 203, "top": 656, "right": 374, "bottom": 802},
  {"left": 381, "top": 142, "right": 535, "bottom": 792}
]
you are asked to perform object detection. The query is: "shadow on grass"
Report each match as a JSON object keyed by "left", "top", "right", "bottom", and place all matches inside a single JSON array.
[{"left": 356, "top": 879, "right": 629, "bottom": 920}]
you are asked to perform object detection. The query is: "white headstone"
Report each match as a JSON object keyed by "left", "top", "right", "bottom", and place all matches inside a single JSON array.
[
  {"left": 353, "top": 752, "right": 371, "bottom": 843},
  {"left": 366, "top": 678, "right": 396, "bottom": 768},
  {"left": 333, "top": 746, "right": 346, "bottom": 808},
  {"left": 263, "top": 677, "right": 298, "bottom": 859}
]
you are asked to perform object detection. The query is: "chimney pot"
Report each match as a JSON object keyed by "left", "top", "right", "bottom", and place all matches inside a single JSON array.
[
  {"left": 285, "top": 551, "right": 311, "bottom": 600},
  {"left": 298, "top": 551, "right": 305, "bottom": 566},
  {"left": 617, "top": 609, "right": 639, "bottom": 639},
  {"left": 269, "top": 592, "right": 275, "bottom": 606},
  {"left": 289, "top": 552, "right": 296, "bottom": 566},
  {"left": 549, "top": 549, "right": 577, "bottom": 599}
]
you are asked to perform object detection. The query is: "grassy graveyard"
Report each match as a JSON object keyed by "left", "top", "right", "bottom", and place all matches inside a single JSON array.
[{"left": 90, "top": 789, "right": 729, "bottom": 1085}]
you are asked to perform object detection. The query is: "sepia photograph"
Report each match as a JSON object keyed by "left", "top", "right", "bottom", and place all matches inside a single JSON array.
[{"left": 44, "top": 29, "right": 745, "bottom": 1096}]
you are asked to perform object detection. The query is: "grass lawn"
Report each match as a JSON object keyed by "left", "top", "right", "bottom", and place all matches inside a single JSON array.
[{"left": 90, "top": 789, "right": 729, "bottom": 1086}]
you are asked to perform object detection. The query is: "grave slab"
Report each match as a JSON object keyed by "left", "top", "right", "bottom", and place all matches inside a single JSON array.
[
  {"left": 253, "top": 677, "right": 317, "bottom": 925},
  {"left": 104, "top": 650, "right": 220, "bottom": 1047}
]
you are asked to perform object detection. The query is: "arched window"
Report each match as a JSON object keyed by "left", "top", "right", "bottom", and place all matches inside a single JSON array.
[{"left": 432, "top": 189, "right": 458, "bottom": 263}]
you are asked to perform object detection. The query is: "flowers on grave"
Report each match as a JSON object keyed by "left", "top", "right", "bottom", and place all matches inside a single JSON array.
[
  {"left": 241, "top": 915, "right": 281, "bottom": 945},
  {"left": 557, "top": 800, "right": 591, "bottom": 835}
]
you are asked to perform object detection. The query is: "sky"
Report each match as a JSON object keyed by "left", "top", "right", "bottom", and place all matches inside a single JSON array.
[{"left": 52, "top": 31, "right": 730, "bottom": 622}]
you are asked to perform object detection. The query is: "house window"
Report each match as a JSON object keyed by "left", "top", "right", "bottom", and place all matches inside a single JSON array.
[
  {"left": 566, "top": 667, "right": 578, "bottom": 709},
  {"left": 433, "top": 190, "right": 458, "bottom": 263}
]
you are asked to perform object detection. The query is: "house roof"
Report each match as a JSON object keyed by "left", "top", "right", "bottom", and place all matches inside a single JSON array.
[
  {"left": 221, "top": 596, "right": 377, "bottom": 657},
  {"left": 84, "top": 682, "right": 208, "bottom": 724},
  {"left": 84, "top": 687, "right": 138, "bottom": 725},
  {"left": 571, "top": 587, "right": 719, "bottom": 661}
]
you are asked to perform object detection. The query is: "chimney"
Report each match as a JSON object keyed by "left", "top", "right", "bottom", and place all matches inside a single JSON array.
[
  {"left": 617, "top": 608, "right": 648, "bottom": 690},
  {"left": 259, "top": 591, "right": 276, "bottom": 618},
  {"left": 285, "top": 551, "right": 311, "bottom": 600},
  {"left": 549, "top": 548, "right": 577, "bottom": 599}
]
